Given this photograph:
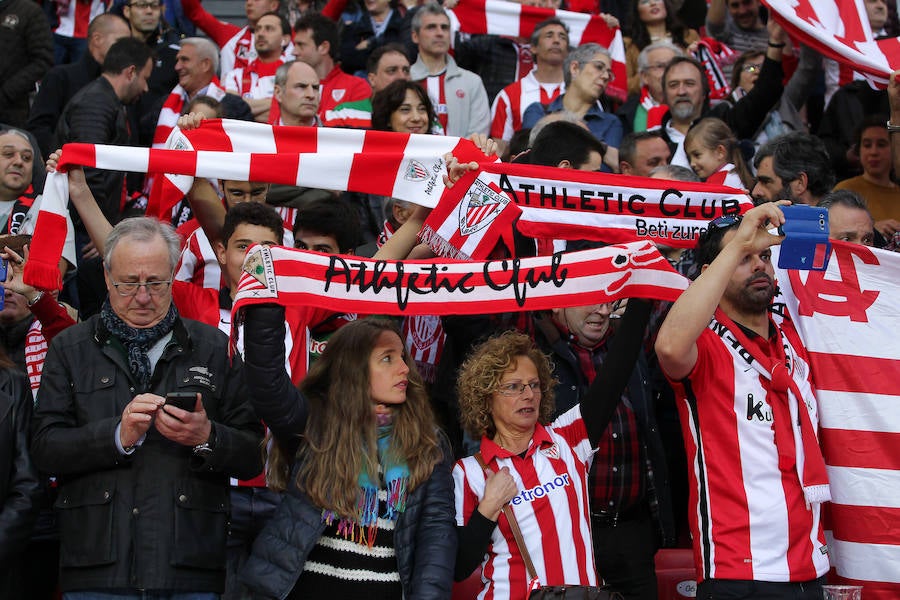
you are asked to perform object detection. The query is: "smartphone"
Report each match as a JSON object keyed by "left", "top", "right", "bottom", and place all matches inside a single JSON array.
[
  {"left": 777, "top": 205, "right": 831, "bottom": 271},
  {"left": 165, "top": 392, "right": 197, "bottom": 412}
]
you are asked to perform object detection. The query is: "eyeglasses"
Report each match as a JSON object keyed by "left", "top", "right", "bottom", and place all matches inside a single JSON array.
[
  {"left": 638, "top": 0, "right": 663, "bottom": 5},
  {"left": 643, "top": 62, "right": 669, "bottom": 72},
  {"left": 585, "top": 60, "right": 615, "bottom": 81},
  {"left": 741, "top": 64, "right": 763, "bottom": 73},
  {"left": 129, "top": 1, "right": 162, "bottom": 9},
  {"left": 110, "top": 279, "right": 173, "bottom": 296},
  {"left": 497, "top": 381, "right": 542, "bottom": 397}
]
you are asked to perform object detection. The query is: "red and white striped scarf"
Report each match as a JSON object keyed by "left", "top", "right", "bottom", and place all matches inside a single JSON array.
[
  {"left": 232, "top": 241, "right": 688, "bottom": 321},
  {"left": 449, "top": 0, "right": 627, "bottom": 101},
  {"left": 152, "top": 80, "right": 228, "bottom": 148},
  {"left": 693, "top": 37, "right": 736, "bottom": 102},
  {"left": 764, "top": 0, "right": 900, "bottom": 88},
  {"left": 421, "top": 160, "right": 754, "bottom": 259},
  {"left": 145, "top": 120, "right": 478, "bottom": 219},
  {"left": 638, "top": 87, "right": 667, "bottom": 130}
]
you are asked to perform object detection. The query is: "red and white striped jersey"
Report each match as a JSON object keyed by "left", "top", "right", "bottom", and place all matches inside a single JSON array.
[
  {"left": 54, "top": 0, "right": 107, "bottom": 39},
  {"left": 174, "top": 210, "right": 297, "bottom": 290},
  {"left": 453, "top": 406, "right": 598, "bottom": 600},
  {"left": 220, "top": 27, "right": 294, "bottom": 85},
  {"left": 490, "top": 72, "right": 564, "bottom": 141},
  {"left": 223, "top": 59, "right": 282, "bottom": 100},
  {"left": 667, "top": 325, "right": 830, "bottom": 584}
]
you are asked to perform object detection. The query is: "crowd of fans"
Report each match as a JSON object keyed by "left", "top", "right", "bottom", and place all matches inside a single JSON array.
[{"left": 0, "top": 0, "right": 899, "bottom": 598}]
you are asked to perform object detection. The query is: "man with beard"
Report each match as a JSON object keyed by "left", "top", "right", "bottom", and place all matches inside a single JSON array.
[
  {"left": 751, "top": 132, "right": 834, "bottom": 205},
  {"left": 654, "top": 203, "right": 830, "bottom": 600},
  {"left": 655, "top": 18, "right": 787, "bottom": 167}
]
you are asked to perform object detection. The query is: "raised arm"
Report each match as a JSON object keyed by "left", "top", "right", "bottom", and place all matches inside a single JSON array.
[
  {"left": 581, "top": 298, "right": 652, "bottom": 445},
  {"left": 654, "top": 202, "right": 786, "bottom": 381},
  {"left": 47, "top": 151, "right": 113, "bottom": 257}
]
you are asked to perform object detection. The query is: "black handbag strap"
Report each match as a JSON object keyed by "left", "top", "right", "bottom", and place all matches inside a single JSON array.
[{"left": 474, "top": 451, "right": 540, "bottom": 584}]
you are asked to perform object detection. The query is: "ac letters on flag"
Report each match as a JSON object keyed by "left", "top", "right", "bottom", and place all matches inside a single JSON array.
[
  {"left": 763, "top": 0, "right": 900, "bottom": 86},
  {"left": 773, "top": 242, "right": 900, "bottom": 599}
]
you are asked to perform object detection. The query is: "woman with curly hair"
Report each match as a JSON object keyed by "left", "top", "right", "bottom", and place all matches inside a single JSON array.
[
  {"left": 623, "top": 0, "right": 699, "bottom": 95},
  {"left": 239, "top": 308, "right": 456, "bottom": 599},
  {"left": 452, "top": 299, "right": 651, "bottom": 599}
]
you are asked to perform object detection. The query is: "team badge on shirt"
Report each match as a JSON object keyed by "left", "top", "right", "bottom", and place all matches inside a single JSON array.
[{"left": 541, "top": 443, "right": 560, "bottom": 460}]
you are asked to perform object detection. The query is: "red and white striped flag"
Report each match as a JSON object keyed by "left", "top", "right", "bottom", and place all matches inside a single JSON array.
[
  {"left": 449, "top": 0, "right": 628, "bottom": 101},
  {"left": 763, "top": 0, "right": 900, "bottom": 88},
  {"left": 774, "top": 242, "right": 900, "bottom": 599}
]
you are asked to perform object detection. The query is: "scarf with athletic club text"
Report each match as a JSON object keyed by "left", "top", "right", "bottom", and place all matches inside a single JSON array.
[
  {"left": 23, "top": 122, "right": 752, "bottom": 288},
  {"left": 422, "top": 160, "right": 753, "bottom": 259},
  {"left": 230, "top": 240, "right": 688, "bottom": 324}
]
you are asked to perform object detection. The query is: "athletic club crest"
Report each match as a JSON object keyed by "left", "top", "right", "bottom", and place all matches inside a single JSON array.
[
  {"left": 541, "top": 443, "right": 560, "bottom": 459},
  {"left": 458, "top": 178, "right": 510, "bottom": 236},
  {"left": 408, "top": 314, "right": 442, "bottom": 349},
  {"left": 403, "top": 159, "right": 429, "bottom": 182},
  {"left": 331, "top": 89, "right": 346, "bottom": 102}
]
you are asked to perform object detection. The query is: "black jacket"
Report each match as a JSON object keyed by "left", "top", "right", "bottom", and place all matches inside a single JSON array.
[
  {"left": 339, "top": 8, "right": 410, "bottom": 77},
  {"left": 27, "top": 51, "right": 103, "bottom": 158},
  {"left": 0, "top": 368, "right": 39, "bottom": 567},
  {"left": 0, "top": 0, "right": 53, "bottom": 127},
  {"left": 31, "top": 315, "right": 264, "bottom": 593},
  {"left": 237, "top": 305, "right": 457, "bottom": 600},
  {"left": 56, "top": 76, "right": 133, "bottom": 225},
  {"left": 533, "top": 312, "right": 676, "bottom": 548}
]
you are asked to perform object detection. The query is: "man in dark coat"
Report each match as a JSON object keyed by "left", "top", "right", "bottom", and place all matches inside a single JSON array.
[{"left": 0, "top": 0, "right": 53, "bottom": 128}]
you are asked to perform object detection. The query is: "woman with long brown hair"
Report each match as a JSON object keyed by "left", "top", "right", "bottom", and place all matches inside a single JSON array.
[{"left": 238, "top": 305, "right": 455, "bottom": 599}]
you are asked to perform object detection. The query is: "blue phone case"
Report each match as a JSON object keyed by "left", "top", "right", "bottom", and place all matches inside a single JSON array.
[{"left": 777, "top": 205, "right": 830, "bottom": 271}]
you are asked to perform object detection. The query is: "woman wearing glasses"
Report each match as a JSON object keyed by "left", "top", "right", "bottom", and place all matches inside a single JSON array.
[{"left": 452, "top": 298, "right": 651, "bottom": 599}]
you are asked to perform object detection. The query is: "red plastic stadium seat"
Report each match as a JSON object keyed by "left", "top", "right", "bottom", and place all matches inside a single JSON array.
[
  {"left": 452, "top": 570, "right": 484, "bottom": 600},
  {"left": 655, "top": 548, "right": 697, "bottom": 600}
]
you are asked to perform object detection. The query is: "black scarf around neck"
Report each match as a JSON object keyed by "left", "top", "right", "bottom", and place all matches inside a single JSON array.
[{"left": 100, "top": 299, "right": 179, "bottom": 390}]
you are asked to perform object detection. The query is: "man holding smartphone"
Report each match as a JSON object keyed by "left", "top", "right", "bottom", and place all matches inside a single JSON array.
[
  {"left": 654, "top": 203, "right": 830, "bottom": 600},
  {"left": 31, "top": 217, "right": 263, "bottom": 599}
]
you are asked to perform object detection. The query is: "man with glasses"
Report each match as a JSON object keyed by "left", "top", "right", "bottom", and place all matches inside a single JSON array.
[
  {"left": 32, "top": 216, "right": 264, "bottom": 600},
  {"left": 655, "top": 204, "right": 830, "bottom": 600},
  {"left": 617, "top": 41, "right": 682, "bottom": 133},
  {"left": 523, "top": 43, "right": 624, "bottom": 171}
]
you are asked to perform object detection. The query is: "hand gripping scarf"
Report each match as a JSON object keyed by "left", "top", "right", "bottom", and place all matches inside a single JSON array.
[{"left": 25, "top": 122, "right": 751, "bottom": 288}]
